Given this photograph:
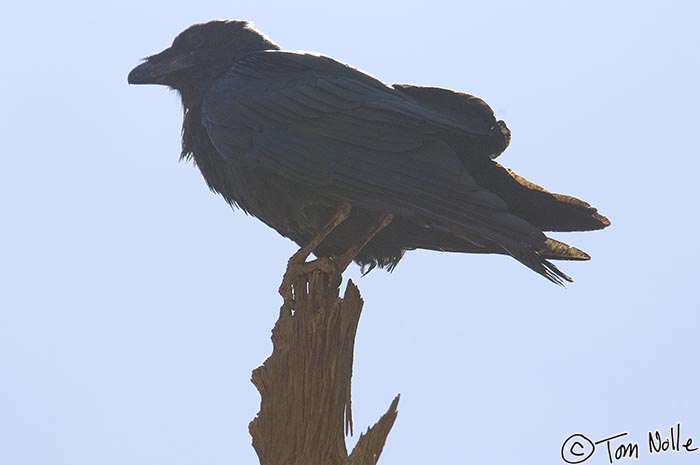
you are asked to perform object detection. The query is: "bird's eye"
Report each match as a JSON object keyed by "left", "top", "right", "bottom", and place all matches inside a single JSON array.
[{"left": 188, "top": 33, "right": 204, "bottom": 48}]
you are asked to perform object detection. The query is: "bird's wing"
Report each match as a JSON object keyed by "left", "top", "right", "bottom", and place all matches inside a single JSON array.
[{"left": 202, "top": 51, "right": 567, "bottom": 282}]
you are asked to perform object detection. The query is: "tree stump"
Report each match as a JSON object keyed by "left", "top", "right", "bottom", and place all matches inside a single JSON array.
[{"left": 250, "top": 266, "right": 399, "bottom": 465}]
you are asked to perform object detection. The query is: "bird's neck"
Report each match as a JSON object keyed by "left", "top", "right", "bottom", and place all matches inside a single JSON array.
[
  {"left": 180, "top": 105, "right": 204, "bottom": 162},
  {"left": 178, "top": 87, "right": 207, "bottom": 114}
]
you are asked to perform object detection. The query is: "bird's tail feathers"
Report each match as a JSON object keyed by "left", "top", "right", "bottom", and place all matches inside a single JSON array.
[
  {"left": 539, "top": 237, "right": 590, "bottom": 261},
  {"left": 506, "top": 169, "right": 611, "bottom": 231},
  {"left": 503, "top": 245, "right": 573, "bottom": 286}
]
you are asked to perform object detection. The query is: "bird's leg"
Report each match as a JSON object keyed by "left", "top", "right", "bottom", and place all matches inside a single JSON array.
[
  {"left": 289, "top": 203, "right": 352, "bottom": 266},
  {"left": 279, "top": 203, "right": 352, "bottom": 305},
  {"left": 333, "top": 213, "right": 394, "bottom": 275}
]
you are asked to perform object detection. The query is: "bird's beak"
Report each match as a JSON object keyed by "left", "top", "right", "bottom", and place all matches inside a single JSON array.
[
  {"left": 128, "top": 60, "right": 163, "bottom": 85},
  {"left": 128, "top": 52, "right": 195, "bottom": 85}
]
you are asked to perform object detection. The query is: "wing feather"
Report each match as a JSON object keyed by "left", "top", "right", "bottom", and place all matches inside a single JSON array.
[{"left": 202, "top": 51, "right": 569, "bottom": 282}]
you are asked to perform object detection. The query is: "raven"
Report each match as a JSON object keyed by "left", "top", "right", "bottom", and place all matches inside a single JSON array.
[{"left": 128, "top": 20, "right": 609, "bottom": 284}]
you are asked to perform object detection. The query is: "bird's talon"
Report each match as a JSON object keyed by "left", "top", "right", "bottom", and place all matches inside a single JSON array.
[{"left": 279, "top": 257, "right": 343, "bottom": 307}]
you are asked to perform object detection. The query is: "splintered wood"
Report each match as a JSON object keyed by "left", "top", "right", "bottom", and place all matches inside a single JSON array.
[{"left": 250, "top": 268, "right": 399, "bottom": 465}]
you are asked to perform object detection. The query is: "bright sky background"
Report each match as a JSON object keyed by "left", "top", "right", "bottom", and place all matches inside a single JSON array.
[{"left": 1, "top": 1, "right": 698, "bottom": 464}]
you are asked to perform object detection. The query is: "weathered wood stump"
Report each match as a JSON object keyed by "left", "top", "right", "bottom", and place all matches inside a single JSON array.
[{"left": 250, "top": 265, "right": 399, "bottom": 465}]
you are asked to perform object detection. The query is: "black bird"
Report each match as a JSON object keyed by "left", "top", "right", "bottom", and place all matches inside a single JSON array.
[{"left": 128, "top": 20, "right": 609, "bottom": 284}]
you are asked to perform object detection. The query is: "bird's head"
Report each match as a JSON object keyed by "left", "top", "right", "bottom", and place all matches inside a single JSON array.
[{"left": 128, "top": 20, "right": 279, "bottom": 104}]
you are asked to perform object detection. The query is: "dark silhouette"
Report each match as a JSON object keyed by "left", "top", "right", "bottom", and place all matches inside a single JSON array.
[{"left": 128, "top": 20, "right": 609, "bottom": 284}]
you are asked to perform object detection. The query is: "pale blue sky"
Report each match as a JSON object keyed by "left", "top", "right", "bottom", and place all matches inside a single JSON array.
[{"left": 1, "top": 1, "right": 698, "bottom": 464}]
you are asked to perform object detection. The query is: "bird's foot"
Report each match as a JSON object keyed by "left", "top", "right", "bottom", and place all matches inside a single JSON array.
[{"left": 278, "top": 257, "right": 341, "bottom": 308}]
